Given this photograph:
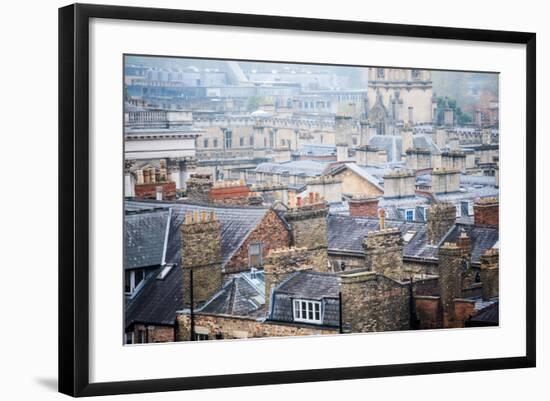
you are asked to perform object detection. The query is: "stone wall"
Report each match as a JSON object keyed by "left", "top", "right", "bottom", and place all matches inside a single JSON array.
[
  {"left": 181, "top": 212, "right": 223, "bottom": 307},
  {"left": 427, "top": 202, "right": 456, "bottom": 245},
  {"left": 186, "top": 174, "right": 213, "bottom": 202},
  {"left": 431, "top": 168, "right": 460, "bottom": 194},
  {"left": 480, "top": 248, "right": 499, "bottom": 300},
  {"left": 224, "top": 209, "right": 291, "bottom": 274},
  {"left": 363, "top": 228, "right": 404, "bottom": 280},
  {"left": 176, "top": 313, "right": 337, "bottom": 341},
  {"left": 341, "top": 271, "right": 410, "bottom": 333},
  {"left": 284, "top": 202, "right": 329, "bottom": 271},
  {"left": 383, "top": 170, "right": 416, "bottom": 198}
]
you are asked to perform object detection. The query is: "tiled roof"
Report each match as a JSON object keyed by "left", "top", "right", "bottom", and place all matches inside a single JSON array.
[
  {"left": 327, "top": 214, "right": 439, "bottom": 261},
  {"left": 125, "top": 209, "right": 171, "bottom": 269},
  {"left": 269, "top": 271, "right": 340, "bottom": 327}
]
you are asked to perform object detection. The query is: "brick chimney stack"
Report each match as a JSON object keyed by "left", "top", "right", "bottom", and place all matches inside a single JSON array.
[
  {"left": 186, "top": 174, "right": 214, "bottom": 202},
  {"left": 456, "top": 229, "right": 471, "bottom": 260},
  {"left": 348, "top": 196, "right": 379, "bottom": 218},
  {"left": 474, "top": 198, "right": 499, "bottom": 227},
  {"left": 181, "top": 211, "right": 222, "bottom": 308}
]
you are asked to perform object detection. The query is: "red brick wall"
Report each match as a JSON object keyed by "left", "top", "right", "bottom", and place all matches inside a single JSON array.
[
  {"left": 348, "top": 198, "right": 379, "bottom": 217},
  {"left": 209, "top": 185, "right": 250, "bottom": 205},
  {"left": 414, "top": 296, "right": 441, "bottom": 329},
  {"left": 225, "top": 209, "right": 291, "bottom": 274},
  {"left": 134, "top": 182, "right": 177, "bottom": 200},
  {"left": 131, "top": 324, "right": 175, "bottom": 343},
  {"left": 474, "top": 200, "right": 499, "bottom": 227},
  {"left": 453, "top": 299, "right": 476, "bottom": 327}
]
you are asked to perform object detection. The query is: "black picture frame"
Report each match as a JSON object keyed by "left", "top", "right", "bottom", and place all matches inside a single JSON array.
[{"left": 59, "top": 3, "right": 536, "bottom": 397}]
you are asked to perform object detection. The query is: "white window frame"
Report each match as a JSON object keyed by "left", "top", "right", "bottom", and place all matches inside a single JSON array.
[
  {"left": 125, "top": 268, "right": 145, "bottom": 296},
  {"left": 248, "top": 242, "right": 262, "bottom": 268},
  {"left": 455, "top": 203, "right": 462, "bottom": 217},
  {"left": 194, "top": 333, "right": 209, "bottom": 341},
  {"left": 293, "top": 299, "right": 322, "bottom": 324}
]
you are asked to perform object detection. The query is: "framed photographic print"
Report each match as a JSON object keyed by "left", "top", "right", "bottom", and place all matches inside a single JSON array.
[{"left": 58, "top": 3, "right": 536, "bottom": 397}]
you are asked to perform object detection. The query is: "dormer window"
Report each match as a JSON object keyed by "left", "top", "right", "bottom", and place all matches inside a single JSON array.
[
  {"left": 405, "top": 209, "right": 415, "bottom": 221},
  {"left": 293, "top": 299, "right": 322, "bottom": 324},
  {"left": 125, "top": 268, "right": 145, "bottom": 296}
]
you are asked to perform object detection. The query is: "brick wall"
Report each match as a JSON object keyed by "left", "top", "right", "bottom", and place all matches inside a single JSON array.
[
  {"left": 474, "top": 198, "right": 499, "bottom": 227},
  {"left": 134, "top": 181, "right": 176, "bottom": 200},
  {"left": 453, "top": 299, "right": 476, "bottom": 326},
  {"left": 224, "top": 209, "right": 291, "bottom": 274},
  {"left": 348, "top": 197, "right": 379, "bottom": 218},
  {"left": 341, "top": 271, "right": 410, "bottom": 333},
  {"left": 414, "top": 296, "right": 441, "bottom": 329},
  {"left": 209, "top": 183, "right": 251, "bottom": 205},
  {"left": 130, "top": 324, "right": 175, "bottom": 343},
  {"left": 176, "top": 313, "right": 337, "bottom": 341}
]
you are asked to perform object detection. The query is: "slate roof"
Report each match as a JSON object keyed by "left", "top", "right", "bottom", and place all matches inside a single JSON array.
[
  {"left": 269, "top": 271, "right": 341, "bottom": 327},
  {"left": 441, "top": 223, "right": 499, "bottom": 265},
  {"left": 125, "top": 199, "right": 271, "bottom": 268},
  {"left": 368, "top": 134, "right": 440, "bottom": 162},
  {"left": 327, "top": 215, "right": 439, "bottom": 261},
  {"left": 124, "top": 199, "right": 276, "bottom": 328},
  {"left": 293, "top": 143, "right": 336, "bottom": 156},
  {"left": 469, "top": 301, "right": 499, "bottom": 325},
  {"left": 198, "top": 271, "right": 265, "bottom": 318},
  {"left": 125, "top": 209, "right": 171, "bottom": 270}
]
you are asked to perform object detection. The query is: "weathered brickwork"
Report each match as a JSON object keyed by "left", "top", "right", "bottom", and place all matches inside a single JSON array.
[
  {"left": 284, "top": 201, "right": 329, "bottom": 271},
  {"left": 341, "top": 271, "right": 410, "bottom": 333},
  {"left": 480, "top": 248, "right": 499, "bottom": 300},
  {"left": 363, "top": 228, "right": 404, "bottom": 280},
  {"left": 186, "top": 174, "right": 213, "bottom": 202},
  {"left": 414, "top": 296, "right": 441, "bottom": 329},
  {"left": 181, "top": 212, "right": 222, "bottom": 307},
  {"left": 224, "top": 209, "right": 291, "bottom": 274},
  {"left": 264, "top": 247, "right": 315, "bottom": 311},
  {"left": 131, "top": 324, "right": 175, "bottom": 343},
  {"left": 348, "top": 196, "right": 379, "bottom": 218},
  {"left": 176, "top": 314, "right": 337, "bottom": 341},
  {"left": 427, "top": 203, "right": 456, "bottom": 245},
  {"left": 134, "top": 181, "right": 176, "bottom": 200},
  {"left": 438, "top": 243, "right": 463, "bottom": 328},
  {"left": 474, "top": 198, "right": 499, "bottom": 227},
  {"left": 453, "top": 299, "right": 476, "bottom": 324},
  {"left": 208, "top": 181, "right": 251, "bottom": 205}
]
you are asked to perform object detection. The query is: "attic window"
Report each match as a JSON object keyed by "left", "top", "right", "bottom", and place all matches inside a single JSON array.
[
  {"left": 403, "top": 230, "right": 416, "bottom": 243},
  {"left": 156, "top": 264, "right": 174, "bottom": 280},
  {"left": 293, "top": 299, "right": 322, "bottom": 324}
]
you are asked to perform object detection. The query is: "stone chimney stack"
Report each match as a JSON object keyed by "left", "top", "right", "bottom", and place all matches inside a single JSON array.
[
  {"left": 335, "top": 114, "right": 353, "bottom": 146},
  {"left": 479, "top": 248, "right": 499, "bottom": 301},
  {"left": 359, "top": 120, "right": 370, "bottom": 146},
  {"left": 427, "top": 203, "right": 456, "bottom": 245},
  {"left": 438, "top": 242, "right": 463, "bottom": 327},
  {"left": 482, "top": 127, "right": 492, "bottom": 145},
  {"left": 181, "top": 211, "right": 223, "bottom": 308},
  {"left": 186, "top": 174, "right": 214, "bottom": 202},
  {"left": 475, "top": 110, "right": 482, "bottom": 126},
  {"left": 264, "top": 247, "right": 313, "bottom": 312},
  {"left": 435, "top": 128, "right": 448, "bottom": 149},
  {"left": 348, "top": 196, "right": 379, "bottom": 218},
  {"left": 356, "top": 145, "right": 381, "bottom": 166},
  {"left": 363, "top": 227, "right": 404, "bottom": 279},
  {"left": 336, "top": 144, "right": 349, "bottom": 162},
  {"left": 431, "top": 168, "right": 461, "bottom": 194},
  {"left": 405, "top": 148, "right": 432, "bottom": 171},
  {"left": 383, "top": 169, "right": 416, "bottom": 198},
  {"left": 440, "top": 151, "right": 466, "bottom": 172},
  {"left": 443, "top": 108, "right": 454, "bottom": 127},
  {"left": 408, "top": 106, "right": 414, "bottom": 125},
  {"left": 284, "top": 193, "right": 329, "bottom": 271},
  {"left": 401, "top": 127, "right": 413, "bottom": 153},
  {"left": 474, "top": 198, "right": 499, "bottom": 227}
]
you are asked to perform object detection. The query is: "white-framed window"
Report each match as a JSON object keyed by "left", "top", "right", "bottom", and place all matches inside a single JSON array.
[
  {"left": 455, "top": 203, "right": 462, "bottom": 217},
  {"left": 293, "top": 299, "right": 322, "bottom": 324},
  {"left": 194, "top": 333, "right": 209, "bottom": 341},
  {"left": 124, "top": 268, "right": 145, "bottom": 296},
  {"left": 248, "top": 242, "right": 262, "bottom": 267},
  {"left": 124, "top": 331, "right": 134, "bottom": 344},
  {"left": 405, "top": 209, "right": 415, "bottom": 221},
  {"left": 461, "top": 200, "right": 474, "bottom": 216}
]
